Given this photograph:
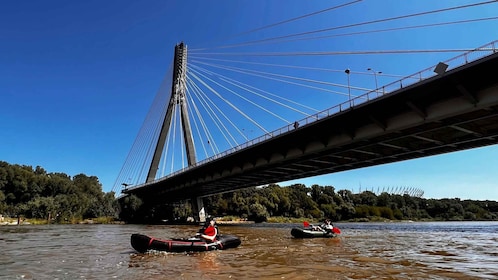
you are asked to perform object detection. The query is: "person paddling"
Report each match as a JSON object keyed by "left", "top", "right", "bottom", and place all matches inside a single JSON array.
[
  {"left": 319, "top": 219, "right": 334, "bottom": 234},
  {"left": 198, "top": 217, "right": 218, "bottom": 242}
]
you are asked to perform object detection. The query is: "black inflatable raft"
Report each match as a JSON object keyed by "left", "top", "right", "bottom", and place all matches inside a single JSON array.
[
  {"left": 131, "top": 233, "right": 241, "bottom": 253},
  {"left": 291, "top": 227, "right": 337, "bottom": 238}
]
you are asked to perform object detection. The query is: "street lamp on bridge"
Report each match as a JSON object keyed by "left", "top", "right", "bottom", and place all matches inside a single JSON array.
[
  {"left": 345, "top": 68, "right": 351, "bottom": 107},
  {"left": 367, "top": 68, "right": 382, "bottom": 94}
]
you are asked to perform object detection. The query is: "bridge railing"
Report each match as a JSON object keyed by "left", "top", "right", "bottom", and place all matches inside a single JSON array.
[
  {"left": 377, "top": 41, "right": 497, "bottom": 97},
  {"left": 129, "top": 40, "right": 497, "bottom": 190}
]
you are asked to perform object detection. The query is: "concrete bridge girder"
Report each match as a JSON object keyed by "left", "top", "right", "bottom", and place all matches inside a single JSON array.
[
  {"left": 381, "top": 85, "right": 498, "bottom": 136},
  {"left": 406, "top": 101, "right": 427, "bottom": 119},
  {"left": 286, "top": 147, "right": 304, "bottom": 158},
  {"left": 280, "top": 80, "right": 498, "bottom": 167},
  {"left": 349, "top": 124, "right": 386, "bottom": 143},
  {"left": 232, "top": 165, "right": 242, "bottom": 174},
  {"left": 242, "top": 161, "right": 254, "bottom": 170},
  {"left": 255, "top": 157, "right": 268, "bottom": 167},
  {"left": 327, "top": 133, "right": 355, "bottom": 147},
  {"left": 455, "top": 83, "right": 477, "bottom": 104},
  {"left": 304, "top": 141, "right": 326, "bottom": 154},
  {"left": 269, "top": 153, "right": 285, "bottom": 163},
  {"left": 478, "top": 85, "right": 498, "bottom": 107},
  {"left": 368, "top": 115, "right": 387, "bottom": 130}
]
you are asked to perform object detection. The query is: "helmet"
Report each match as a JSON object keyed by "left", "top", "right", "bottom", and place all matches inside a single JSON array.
[{"left": 205, "top": 216, "right": 216, "bottom": 224}]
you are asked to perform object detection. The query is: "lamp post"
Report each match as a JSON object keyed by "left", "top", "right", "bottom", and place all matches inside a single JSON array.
[
  {"left": 367, "top": 68, "right": 382, "bottom": 94},
  {"left": 345, "top": 68, "right": 351, "bottom": 107}
]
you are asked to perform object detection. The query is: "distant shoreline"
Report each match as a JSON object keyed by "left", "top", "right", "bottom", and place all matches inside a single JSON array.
[
  {"left": 2, "top": 216, "right": 497, "bottom": 226},
  {"left": 216, "top": 220, "right": 255, "bottom": 225}
]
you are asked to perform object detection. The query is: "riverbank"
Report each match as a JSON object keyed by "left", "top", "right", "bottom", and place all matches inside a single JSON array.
[
  {"left": 0, "top": 216, "right": 123, "bottom": 226},
  {"left": 0, "top": 216, "right": 31, "bottom": 226},
  {"left": 1, "top": 221, "right": 30, "bottom": 226},
  {"left": 3, "top": 215, "right": 494, "bottom": 226},
  {"left": 215, "top": 220, "right": 255, "bottom": 225}
]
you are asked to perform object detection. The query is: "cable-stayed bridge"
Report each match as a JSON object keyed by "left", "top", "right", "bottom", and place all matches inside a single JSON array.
[
  {"left": 119, "top": 41, "right": 498, "bottom": 211},
  {"left": 113, "top": 2, "right": 498, "bottom": 221}
]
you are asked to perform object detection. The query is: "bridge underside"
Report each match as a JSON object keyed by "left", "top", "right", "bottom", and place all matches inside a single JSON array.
[{"left": 124, "top": 52, "right": 498, "bottom": 205}]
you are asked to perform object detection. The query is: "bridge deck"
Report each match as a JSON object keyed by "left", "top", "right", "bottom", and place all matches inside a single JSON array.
[{"left": 124, "top": 51, "right": 498, "bottom": 204}]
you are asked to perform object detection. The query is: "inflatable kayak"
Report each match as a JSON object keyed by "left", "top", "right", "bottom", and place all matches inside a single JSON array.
[
  {"left": 291, "top": 227, "right": 338, "bottom": 238},
  {"left": 131, "top": 233, "right": 241, "bottom": 253}
]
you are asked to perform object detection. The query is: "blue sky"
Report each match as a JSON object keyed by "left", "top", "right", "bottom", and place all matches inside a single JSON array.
[{"left": 1, "top": 1, "right": 498, "bottom": 200}]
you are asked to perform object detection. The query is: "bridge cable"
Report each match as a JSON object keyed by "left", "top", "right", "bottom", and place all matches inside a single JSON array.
[
  {"left": 191, "top": 1, "right": 498, "bottom": 52},
  {"left": 204, "top": 0, "right": 363, "bottom": 45},
  {"left": 190, "top": 63, "right": 318, "bottom": 116},
  {"left": 160, "top": 95, "right": 179, "bottom": 177},
  {"left": 193, "top": 16, "right": 498, "bottom": 51},
  {"left": 189, "top": 74, "right": 240, "bottom": 150},
  {"left": 190, "top": 59, "right": 371, "bottom": 94},
  {"left": 186, "top": 79, "right": 217, "bottom": 156},
  {"left": 193, "top": 0, "right": 362, "bottom": 48},
  {"left": 188, "top": 76, "right": 250, "bottom": 144},
  {"left": 188, "top": 70, "right": 270, "bottom": 135},
  {"left": 138, "top": 71, "right": 173, "bottom": 182},
  {"left": 189, "top": 68, "right": 270, "bottom": 142},
  {"left": 269, "top": 16, "right": 498, "bottom": 47},
  {"left": 190, "top": 78, "right": 226, "bottom": 155},
  {"left": 188, "top": 74, "right": 237, "bottom": 150},
  {"left": 190, "top": 65, "right": 291, "bottom": 124},
  {"left": 189, "top": 75, "right": 233, "bottom": 153},
  {"left": 186, "top": 83, "right": 218, "bottom": 158},
  {"left": 188, "top": 56, "right": 409, "bottom": 79},
  {"left": 191, "top": 48, "right": 494, "bottom": 57},
  {"left": 112, "top": 63, "right": 174, "bottom": 190},
  {"left": 172, "top": 94, "right": 183, "bottom": 174},
  {"left": 217, "top": 76, "right": 320, "bottom": 115}
]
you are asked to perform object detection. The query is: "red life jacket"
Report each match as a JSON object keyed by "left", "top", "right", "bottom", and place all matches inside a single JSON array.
[{"left": 202, "top": 225, "right": 218, "bottom": 241}]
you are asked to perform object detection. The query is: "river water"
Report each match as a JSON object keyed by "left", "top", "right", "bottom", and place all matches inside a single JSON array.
[{"left": 1, "top": 221, "right": 497, "bottom": 279}]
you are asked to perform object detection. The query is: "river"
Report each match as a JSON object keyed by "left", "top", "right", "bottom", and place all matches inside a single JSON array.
[{"left": 1, "top": 221, "right": 497, "bottom": 279}]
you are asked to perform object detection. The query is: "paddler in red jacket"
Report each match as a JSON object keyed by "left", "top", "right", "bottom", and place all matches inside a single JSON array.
[{"left": 199, "top": 217, "right": 218, "bottom": 242}]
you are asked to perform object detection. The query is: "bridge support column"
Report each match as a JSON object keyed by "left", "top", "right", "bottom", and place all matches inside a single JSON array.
[{"left": 191, "top": 197, "right": 206, "bottom": 223}]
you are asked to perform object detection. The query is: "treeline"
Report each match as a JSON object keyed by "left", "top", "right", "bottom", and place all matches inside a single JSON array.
[
  {"left": 0, "top": 161, "right": 118, "bottom": 223},
  {"left": 123, "top": 183, "right": 498, "bottom": 223},
  {"left": 2, "top": 161, "right": 498, "bottom": 224},
  {"left": 198, "top": 184, "right": 498, "bottom": 222}
]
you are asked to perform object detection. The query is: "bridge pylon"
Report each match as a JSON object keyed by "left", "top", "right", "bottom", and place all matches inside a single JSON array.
[
  {"left": 146, "top": 42, "right": 195, "bottom": 182},
  {"left": 145, "top": 42, "right": 207, "bottom": 223}
]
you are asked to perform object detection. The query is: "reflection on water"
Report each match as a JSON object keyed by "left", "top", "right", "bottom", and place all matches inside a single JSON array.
[{"left": 0, "top": 222, "right": 497, "bottom": 279}]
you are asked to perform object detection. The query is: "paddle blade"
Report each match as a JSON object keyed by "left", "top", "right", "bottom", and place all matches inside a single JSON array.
[
  {"left": 333, "top": 227, "right": 341, "bottom": 234},
  {"left": 303, "top": 221, "right": 310, "bottom": 227}
]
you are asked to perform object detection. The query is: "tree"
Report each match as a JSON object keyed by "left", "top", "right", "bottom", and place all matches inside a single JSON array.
[
  {"left": 118, "top": 195, "right": 143, "bottom": 222},
  {"left": 249, "top": 203, "right": 269, "bottom": 223}
]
